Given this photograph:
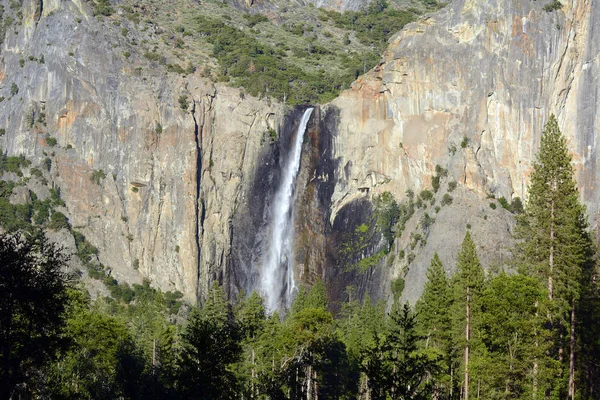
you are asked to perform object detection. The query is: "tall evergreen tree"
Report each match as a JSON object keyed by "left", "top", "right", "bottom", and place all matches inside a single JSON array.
[
  {"left": 386, "top": 303, "right": 431, "bottom": 400},
  {"left": 479, "top": 273, "right": 550, "bottom": 399},
  {"left": 415, "top": 253, "right": 452, "bottom": 398},
  {"left": 177, "top": 283, "right": 242, "bottom": 399},
  {"left": 338, "top": 294, "right": 387, "bottom": 399},
  {"left": 450, "top": 232, "right": 485, "bottom": 400},
  {"left": 0, "top": 234, "right": 70, "bottom": 400},
  {"left": 515, "top": 114, "right": 597, "bottom": 399}
]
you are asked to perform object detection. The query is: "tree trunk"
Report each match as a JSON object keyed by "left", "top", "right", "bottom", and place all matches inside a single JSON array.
[
  {"left": 568, "top": 297, "right": 576, "bottom": 399},
  {"left": 251, "top": 348, "right": 256, "bottom": 399},
  {"left": 549, "top": 198, "right": 554, "bottom": 300},
  {"left": 450, "top": 364, "right": 454, "bottom": 399},
  {"left": 533, "top": 300, "right": 539, "bottom": 399},
  {"left": 307, "top": 364, "right": 313, "bottom": 400},
  {"left": 465, "top": 287, "right": 470, "bottom": 400},
  {"left": 314, "top": 367, "right": 319, "bottom": 400}
]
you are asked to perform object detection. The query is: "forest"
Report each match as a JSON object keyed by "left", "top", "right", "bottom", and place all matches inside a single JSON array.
[{"left": 0, "top": 118, "right": 599, "bottom": 400}]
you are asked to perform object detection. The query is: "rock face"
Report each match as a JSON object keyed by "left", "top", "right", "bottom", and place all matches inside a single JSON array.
[
  {"left": 0, "top": 0, "right": 286, "bottom": 302},
  {"left": 1, "top": 0, "right": 599, "bottom": 306},
  {"left": 322, "top": 0, "right": 600, "bottom": 302}
]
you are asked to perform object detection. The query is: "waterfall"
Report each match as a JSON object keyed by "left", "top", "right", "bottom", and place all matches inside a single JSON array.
[{"left": 260, "top": 107, "right": 313, "bottom": 312}]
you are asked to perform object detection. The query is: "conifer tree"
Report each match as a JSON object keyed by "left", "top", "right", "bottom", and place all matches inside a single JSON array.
[
  {"left": 415, "top": 253, "right": 452, "bottom": 398},
  {"left": 515, "top": 114, "right": 597, "bottom": 399},
  {"left": 479, "top": 273, "right": 550, "bottom": 398},
  {"left": 450, "top": 232, "right": 485, "bottom": 400},
  {"left": 178, "top": 283, "right": 242, "bottom": 399},
  {"left": 386, "top": 303, "right": 430, "bottom": 400},
  {"left": 338, "top": 294, "right": 387, "bottom": 399}
]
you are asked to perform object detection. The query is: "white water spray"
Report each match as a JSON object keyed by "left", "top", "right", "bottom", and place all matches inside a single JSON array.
[{"left": 260, "top": 108, "right": 313, "bottom": 312}]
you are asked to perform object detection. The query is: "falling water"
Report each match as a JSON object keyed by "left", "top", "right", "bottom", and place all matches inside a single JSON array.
[{"left": 260, "top": 108, "right": 313, "bottom": 312}]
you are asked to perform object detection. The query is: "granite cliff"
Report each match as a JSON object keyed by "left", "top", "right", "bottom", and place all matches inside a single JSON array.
[{"left": 0, "top": 0, "right": 597, "bottom": 305}]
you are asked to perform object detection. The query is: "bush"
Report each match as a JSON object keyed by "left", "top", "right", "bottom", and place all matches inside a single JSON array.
[
  {"left": 0, "top": 153, "right": 31, "bottom": 176},
  {"left": 419, "top": 189, "right": 433, "bottom": 202},
  {"left": 90, "top": 169, "right": 106, "bottom": 185},
  {"left": 435, "top": 164, "right": 448, "bottom": 178},
  {"left": 511, "top": 197, "right": 524, "bottom": 214},
  {"left": 448, "top": 181, "right": 457, "bottom": 192},
  {"left": 93, "top": 0, "right": 114, "bottom": 16},
  {"left": 40, "top": 159, "right": 51, "bottom": 173},
  {"left": 178, "top": 95, "right": 189, "bottom": 111},
  {"left": 489, "top": 202, "right": 497, "bottom": 210},
  {"left": 46, "top": 135, "right": 57, "bottom": 147},
  {"left": 391, "top": 277, "right": 405, "bottom": 299},
  {"left": 543, "top": 0, "right": 561, "bottom": 11},
  {"left": 441, "top": 193, "right": 453, "bottom": 206},
  {"left": 48, "top": 211, "right": 70, "bottom": 231},
  {"left": 431, "top": 175, "right": 440, "bottom": 193},
  {"left": 498, "top": 196, "right": 510, "bottom": 211},
  {"left": 461, "top": 136, "right": 469, "bottom": 148},
  {"left": 10, "top": 83, "right": 18, "bottom": 97}
]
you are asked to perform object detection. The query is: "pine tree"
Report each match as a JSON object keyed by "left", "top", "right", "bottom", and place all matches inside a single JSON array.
[
  {"left": 338, "top": 294, "right": 387, "bottom": 399},
  {"left": 479, "top": 273, "right": 550, "bottom": 398},
  {"left": 235, "top": 291, "right": 267, "bottom": 399},
  {"left": 386, "top": 303, "right": 431, "bottom": 400},
  {"left": 515, "top": 114, "right": 597, "bottom": 399},
  {"left": 177, "top": 283, "right": 242, "bottom": 399},
  {"left": 450, "top": 232, "right": 485, "bottom": 400},
  {"left": 415, "top": 253, "right": 452, "bottom": 398}
]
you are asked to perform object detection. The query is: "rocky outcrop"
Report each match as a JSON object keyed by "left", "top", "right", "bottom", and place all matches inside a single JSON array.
[
  {"left": 324, "top": 0, "right": 600, "bottom": 302},
  {"left": 2, "top": 0, "right": 599, "bottom": 307},
  {"left": 0, "top": 0, "right": 286, "bottom": 302}
]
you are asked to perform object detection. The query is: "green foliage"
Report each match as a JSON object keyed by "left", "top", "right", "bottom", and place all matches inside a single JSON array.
[
  {"left": 178, "top": 283, "right": 242, "bottom": 398},
  {"left": 0, "top": 151, "right": 30, "bottom": 176},
  {"left": 461, "top": 136, "right": 469, "bottom": 148},
  {"left": 515, "top": 114, "right": 598, "bottom": 396},
  {"left": 243, "top": 13, "right": 269, "bottom": 27},
  {"left": 48, "top": 211, "right": 70, "bottom": 231},
  {"left": 431, "top": 174, "right": 440, "bottom": 193},
  {"left": 0, "top": 234, "right": 70, "bottom": 399},
  {"left": 511, "top": 196, "right": 524, "bottom": 214},
  {"left": 93, "top": 0, "right": 115, "bottom": 16},
  {"left": 420, "top": 212, "right": 435, "bottom": 231},
  {"left": 450, "top": 232, "right": 485, "bottom": 395},
  {"left": 192, "top": 14, "right": 376, "bottom": 104},
  {"left": 498, "top": 196, "right": 510, "bottom": 210},
  {"left": 419, "top": 189, "right": 433, "bottom": 202},
  {"left": 415, "top": 253, "right": 452, "bottom": 396},
  {"left": 386, "top": 303, "right": 431, "bottom": 399},
  {"left": 45, "top": 135, "right": 57, "bottom": 147},
  {"left": 440, "top": 193, "right": 454, "bottom": 207},
  {"left": 43, "top": 157, "right": 51, "bottom": 171},
  {"left": 10, "top": 82, "right": 18, "bottom": 96},
  {"left": 267, "top": 127, "right": 277, "bottom": 142},
  {"left": 321, "top": 1, "right": 415, "bottom": 51},
  {"left": 479, "top": 274, "right": 550, "bottom": 398},
  {"left": 391, "top": 276, "right": 405, "bottom": 300},
  {"left": 375, "top": 191, "right": 400, "bottom": 247},
  {"left": 90, "top": 169, "right": 106, "bottom": 185},
  {"left": 543, "top": 0, "right": 562, "bottom": 11},
  {"left": 178, "top": 94, "right": 189, "bottom": 110}
]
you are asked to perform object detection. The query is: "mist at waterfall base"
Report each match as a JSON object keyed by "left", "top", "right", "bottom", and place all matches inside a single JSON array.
[{"left": 255, "top": 108, "right": 313, "bottom": 312}]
